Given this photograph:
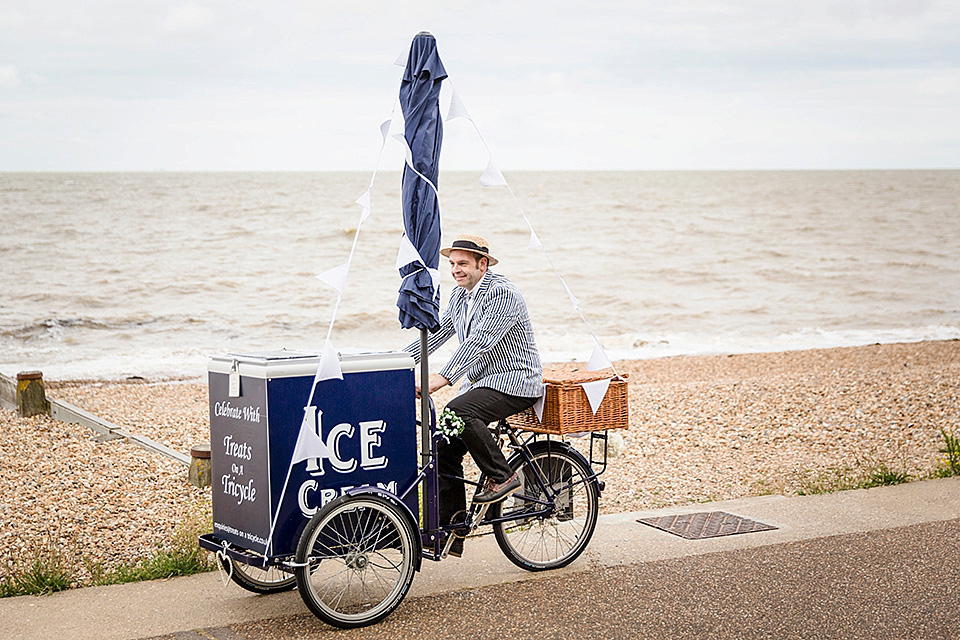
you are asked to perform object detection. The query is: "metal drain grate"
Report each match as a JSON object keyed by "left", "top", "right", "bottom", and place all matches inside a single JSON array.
[{"left": 637, "top": 511, "right": 777, "bottom": 540}]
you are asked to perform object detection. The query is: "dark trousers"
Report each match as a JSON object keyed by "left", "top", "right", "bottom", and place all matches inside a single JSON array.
[{"left": 438, "top": 387, "right": 539, "bottom": 526}]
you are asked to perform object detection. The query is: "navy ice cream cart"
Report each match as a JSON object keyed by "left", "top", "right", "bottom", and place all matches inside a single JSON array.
[
  {"left": 198, "top": 33, "right": 610, "bottom": 630},
  {"left": 199, "top": 349, "right": 420, "bottom": 588}
]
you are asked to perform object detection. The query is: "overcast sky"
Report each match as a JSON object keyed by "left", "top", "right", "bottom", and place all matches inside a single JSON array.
[{"left": 2, "top": 0, "right": 959, "bottom": 171}]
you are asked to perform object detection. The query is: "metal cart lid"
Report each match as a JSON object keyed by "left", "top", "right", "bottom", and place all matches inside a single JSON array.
[{"left": 208, "top": 348, "right": 414, "bottom": 379}]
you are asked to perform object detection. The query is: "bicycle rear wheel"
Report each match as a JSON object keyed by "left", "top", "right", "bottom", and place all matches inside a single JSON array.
[
  {"left": 492, "top": 445, "right": 599, "bottom": 571},
  {"left": 295, "top": 494, "right": 417, "bottom": 629}
]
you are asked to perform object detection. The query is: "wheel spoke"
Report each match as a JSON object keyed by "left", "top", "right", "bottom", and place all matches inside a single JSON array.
[
  {"left": 552, "top": 523, "right": 579, "bottom": 549},
  {"left": 368, "top": 549, "right": 405, "bottom": 571}
]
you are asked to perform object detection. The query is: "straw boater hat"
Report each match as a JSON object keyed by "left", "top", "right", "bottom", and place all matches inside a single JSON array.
[{"left": 440, "top": 234, "right": 499, "bottom": 266}]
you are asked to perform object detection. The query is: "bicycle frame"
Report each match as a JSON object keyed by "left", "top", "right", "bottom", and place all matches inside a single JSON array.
[
  {"left": 395, "top": 414, "right": 604, "bottom": 562},
  {"left": 200, "top": 411, "right": 609, "bottom": 570}
]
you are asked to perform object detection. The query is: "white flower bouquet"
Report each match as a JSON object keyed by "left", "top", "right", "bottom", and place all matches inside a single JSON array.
[{"left": 437, "top": 408, "right": 466, "bottom": 443}]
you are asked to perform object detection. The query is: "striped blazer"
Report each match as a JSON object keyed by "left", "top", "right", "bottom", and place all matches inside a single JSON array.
[{"left": 405, "top": 271, "right": 543, "bottom": 398}]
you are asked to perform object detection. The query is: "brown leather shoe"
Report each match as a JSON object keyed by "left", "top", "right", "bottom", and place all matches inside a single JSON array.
[{"left": 474, "top": 473, "right": 521, "bottom": 504}]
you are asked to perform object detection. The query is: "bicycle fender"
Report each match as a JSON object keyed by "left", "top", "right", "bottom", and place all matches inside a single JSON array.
[{"left": 506, "top": 440, "right": 602, "bottom": 495}]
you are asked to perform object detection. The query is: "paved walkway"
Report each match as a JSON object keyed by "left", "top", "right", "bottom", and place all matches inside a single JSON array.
[{"left": 3, "top": 477, "right": 959, "bottom": 640}]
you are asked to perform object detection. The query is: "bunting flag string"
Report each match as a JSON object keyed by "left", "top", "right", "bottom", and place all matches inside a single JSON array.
[
  {"left": 479, "top": 157, "right": 508, "bottom": 187},
  {"left": 527, "top": 229, "right": 543, "bottom": 250},
  {"left": 587, "top": 338, "right": 614, "bottom": 372},
  {"left": 379, "top": 118, "right": 393, "bottom": 144},
  {"left": 560, "top": 279, "right": 581, "bottom": 310},
  {"left": 396, "top": 47, "right": 617, "bottom": 386},
  {"left": 390, "top": 133, "right": 443, "bottom": 208},
  {"left": 446, "top": 87, "right": 471, "bottom": 121},
  {"left": 355, "top": 188, "right": 372, "bottom": 225},
  {"left": 291, "top": 406, "right": 333, "bottom": 464},
  {"left": 395, "top": 233, "right": 442, "bottom": 301},
  {"left": 532, "top": 389, "right": 546, "bottom": 422},
  {"left": 314, "top": 95, "right": 401, "bottom": 355},
  {"left": 267, "top": 53, "right": 625, "bottom": 555},
  {"left": 313, "top": 339, "right": 344, "bottom": 385},
  {"left": 264, "top": 400, "right": 333, "bottom": 560},
  {"left": 263, "top": 87, "right": 405, "bottom": 559},
  {"left": 443, "top": 80, "right": 622, "bottom": 399},
  {"left": 265, "top": 339, "right": 342, "bottom": 558}
]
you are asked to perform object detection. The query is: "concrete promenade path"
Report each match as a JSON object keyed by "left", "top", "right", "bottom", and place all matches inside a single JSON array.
[{"left": 3, "top": 477, "right": 959, "bottom": 639}]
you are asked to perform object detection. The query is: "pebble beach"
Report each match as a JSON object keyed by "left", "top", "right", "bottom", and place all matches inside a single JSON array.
[{"left": 2, "top": 340, "right": 958, "bottom": 586}]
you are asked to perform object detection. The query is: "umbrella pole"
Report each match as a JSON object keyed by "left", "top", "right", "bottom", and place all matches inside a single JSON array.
[
  {"left": 419, "top": 328, "right": 440, "bottom": 534},
  {"left": 419, "top": 328, "right": 430, "bottom": 467}
]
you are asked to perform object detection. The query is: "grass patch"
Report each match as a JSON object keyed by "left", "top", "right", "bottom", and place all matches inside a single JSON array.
[
  {"left": 796, "top": 464, "right": 860, "bottom": 496},
  {"left": 796, "top": 456, "right": 910, "bottom": 496},
  {"left": 0, "top": 542, "right": 74, "bottom": 597},
  {"left": 89, "top": 501, "right": 214, "bottom": 587},
  {"left": 798, "top": 429, "right": 960, "bottom": 494},
  {"left": 862, "top": 461, "right": 910, "bottom": 488},
  {"left": 934, "top": 428, "right": 960, "bottom": 478},
  {"left": 2, "top": 501, "right": 214, "bottom": 598}
]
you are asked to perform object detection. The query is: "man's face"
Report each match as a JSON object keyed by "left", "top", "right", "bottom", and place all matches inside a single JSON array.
[{"left": 448, "top": 249, "right": 487, "bottom": 290}]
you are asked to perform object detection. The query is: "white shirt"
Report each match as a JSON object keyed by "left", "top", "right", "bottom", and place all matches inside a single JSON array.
[{"left": 464, "top": 271, "right": 487, "bottom": 322}]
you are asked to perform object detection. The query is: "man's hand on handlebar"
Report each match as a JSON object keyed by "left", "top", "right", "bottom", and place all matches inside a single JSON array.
[{"left": 415, "top": 373, "right": 450, "bottom": 397}]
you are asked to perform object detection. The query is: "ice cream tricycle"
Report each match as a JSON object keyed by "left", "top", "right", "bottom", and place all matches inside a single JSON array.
[
  {"left": 199, "top": 31, "right": 628, "bottom": 629},
  {"left": 199, "top": 349, "right": 624, "bottom": 628}
]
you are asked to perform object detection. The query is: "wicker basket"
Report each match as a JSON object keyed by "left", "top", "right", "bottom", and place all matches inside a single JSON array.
[{"left": 512, "top": 369, "right": 629, "bottom": 435}]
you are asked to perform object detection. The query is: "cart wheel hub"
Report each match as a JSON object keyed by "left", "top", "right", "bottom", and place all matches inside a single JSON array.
[{"left": 347, "top": 553, "right": 369, "bottom": 570}]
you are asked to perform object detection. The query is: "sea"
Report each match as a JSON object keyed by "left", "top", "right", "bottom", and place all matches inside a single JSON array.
[{"left": 2, "top": 170, "right": 958, "bottom": 381}]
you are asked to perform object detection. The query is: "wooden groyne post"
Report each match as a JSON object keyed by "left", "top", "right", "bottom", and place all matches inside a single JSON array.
[
  {"left": 188, "top": 443, "right": 212, "bottom": 488},
  {"left": 16, "top": 371, "right": 50, "bottom": 417},
  {"left": 0, "top": 370, "right": 52, "bottom": 416}
]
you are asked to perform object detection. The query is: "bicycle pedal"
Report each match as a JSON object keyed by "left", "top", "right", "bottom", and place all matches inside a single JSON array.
[
  {"left": 441, "top": 533, "right": 463, "bottom": 558},
  {"left": 468, "top": 503, "right": 491, "bottom": 526}
]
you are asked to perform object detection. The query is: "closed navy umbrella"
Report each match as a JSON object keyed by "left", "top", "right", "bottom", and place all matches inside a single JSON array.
[
  {"left": 397, "top": 31, "right": 447, "bottom": 332},
  {"left": 398, "top": 32, "right": 447, "bottom": 532}
]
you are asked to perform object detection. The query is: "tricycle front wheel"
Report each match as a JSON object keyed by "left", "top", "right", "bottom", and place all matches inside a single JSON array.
[{"left": 294, "top": 494, "right": 417, "bottom": 629}]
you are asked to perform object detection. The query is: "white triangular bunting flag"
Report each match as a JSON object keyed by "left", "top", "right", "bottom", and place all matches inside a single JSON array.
[
  {"left": 291, "top": 406, "right": 332, "bottom": 464},
  {"left": 355, "top": 188, "right": 371, "bottom": 210},
  {"left": 396, "top": 233, "right": 425, "bottom": 271},
  {"left": 355, "top": 189, "right": 372, "bottom": 225},
  {"left": 428, "top": 267, "right": 441, "bottom": 298},
  {"left": 560, "top": 278, "right": 581, "bottom": 308},
  {"left": 394, "top": 48, "right": 408, "bottom": 66},
  {"left": 533, "top": 385, "right": 546, "bottom": 422},
  {"left": 587, "top": 340, "right": 613, "bottom": 371},
  {"left": 528, "top": 229, "right": 543, "bottom": 250},
  {"left": 393, "top": 133, "right": 414, "bottom": 169},
  {"left": 446, "top": 88, "right": 472, "bottom": 122},
  {"left": 581, "top": 378, "right": 611, "bottom": 415},
  {"left": 316, "top": 262, "right": 350, "bottom": 295},
  {"left": 314, "top": 340, "right": 343, "bottom": 383},
  {"left": 479, "top": 157, "right": 507, "bottom": 187},
  {"left": 379, "top": 118, "right": 392, "bottom": 143}
]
